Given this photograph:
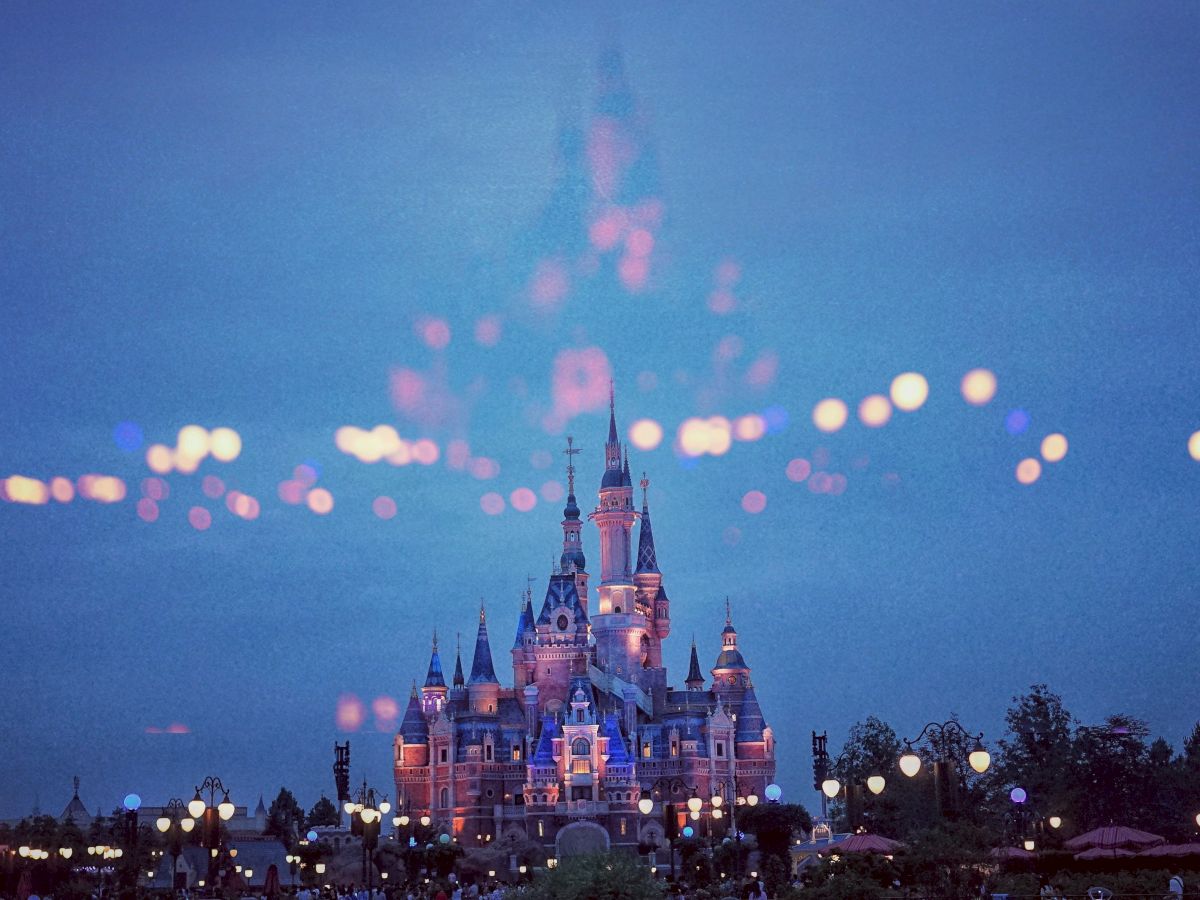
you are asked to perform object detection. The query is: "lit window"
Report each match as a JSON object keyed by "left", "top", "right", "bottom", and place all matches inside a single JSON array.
[
  {"left": 620, "top": 818, "right": 627, "bottom": 835},
  {"left": 572, "top": 759, "right": 589, "bottom": 774},
  {"left": 512, "top": 746, "right": 521, "bottom": 761},
  {"left": 642, "top": 742, "right": 652, "bottom": 758},
  {"left": 538, "top": 820, "right": 544, "bottom": 837}
]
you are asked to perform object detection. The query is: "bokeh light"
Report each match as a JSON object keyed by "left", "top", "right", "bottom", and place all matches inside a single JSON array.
[
  {"left": 540, "top": 481, "right": 564, "bottom": 502},
  {"left": 146, "top": 444, "right": 172, "bottom": 474},
  {"left": 1041, "top": 433, "right": 1068, "bottom": 463},
  {"left": 1005, "top": 409, "right": 1031, "bottom": 435},
  {"left": 677, "top": 417, "right": 733, "bottom": 457},
  {"left": 812, "top": 398, "right": 848, "bottom": 433},
  {"left": 1010, "top": 787, "right": 1027, "bottom": 804},
  {"left": 1016, "top": 458, "right": 1042, "bottom": 485},
  {"left": 142, "top": 477, "right": 168, "bottom": 501},
  {"left": 857, "top": 394, "right": 893, "bottom": 428},
  {"left": 78, "top": 475, "right": 126, "bottom": 503},
  {"left": 552, "top": 347, "right": 612, "bottom": 419},
  {"left": 278, "top": 480, "right": 305, "bottom": 505},
  {"left": 741, "top": 490, "right": 767, "bottom": 514},
  {"left": 417, "top": 316, "right": 452, "bottom": 350},
  {"left": 373, "top": 496, "right": 398, "bottom": 520},
  {"left": 306, "top": 488, "right": 334, "bottom": 515},
  {"left": 733, "top": 414, "right": 766, "bottom": 442},
  {"left": 629, "top": 418, "right": 664, "bottom": 451},
  {"left": 177, "top": 425, "right": 210, "bottom": 461},
  {"left": 480, "top": 492, "right": 505, "bottom": 515},
  {"left": 372, "top": 695, "right": 400, "bottom": 730},
  {"left": 294, "top": 463, "right": 319, "bottom": 486},
  {"left": 201, "top": 475, "right": 225, "bottom": 499},
  {"left": 722, "top": 526, "right": 741, "bottom": 546},
  {"left": 961, "top": 369, "right": 998, "bottom": 406},
  {"left": 209, "top": 427, "right": 242, "bottom": 462},
  {"left": 890, "top": 372, "right": 929, "bottom": 412},
  {"left": 3, "top": 475, "right": 49, "bottom": 505},
  {"left": 469, "top": 457, "right": 500, "bottom": 480},
  {"left": 335, "top": 693, "right": 366, "bottom": 731},
  {"left": 137, "top": 498, "right": 159, "bottom": 523},
  {"left": 188, "top": 507, "right": 212, "bottom": 531},
  {"left": 113, "top": 421, "right": 144, "bottom": 453},
  {"left": 411, "top": 438, "right": 440, "bottom": 465},
  {"left": 49, "top": 476, "right": 75, "bottom": 503},
  {"left": 474, "top": 315, "right": 502, "bottom": 347},
  {"left": 786, "top": 458, "right": 812, "bottom": 482},
  {"left": 1190, "top": 430, "right": 1200, "bottom": 461},
  {"left": 510, "top": 487, "right": 537, "bottom": 512}
]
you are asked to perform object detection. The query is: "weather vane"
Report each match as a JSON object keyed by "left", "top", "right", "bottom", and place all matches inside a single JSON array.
[{"left": 564, "top": 435, "right": 580, "bottom": 495}]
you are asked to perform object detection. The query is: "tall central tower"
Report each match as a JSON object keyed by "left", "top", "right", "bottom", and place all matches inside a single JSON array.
[{"left": 589, "top": 387, "right": 648, "bottom": 683}]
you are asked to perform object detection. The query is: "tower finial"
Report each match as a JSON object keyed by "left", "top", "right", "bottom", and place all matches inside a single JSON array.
[
  {"left": 725, "top": 596, "right": 732, "bottom": 626},
  {"left": 432, "top": 628, "right": 439, "bottom": 652},
  {"left": 564, "top": 435, "right": 580, "bottom": 496},
  {"left": 479, "top": 599, "right": 486, "bottom": 623},
  {"left": 73, "top": 775, "right": 80, "bottom": 798},
  {"left": 640, "top": 472, "right": 649, "bottom": 508}
]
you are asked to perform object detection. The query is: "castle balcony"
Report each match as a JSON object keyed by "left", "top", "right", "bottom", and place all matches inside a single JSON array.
[{"left": 556, "top": 799, "right": 612, "bottom": 817}]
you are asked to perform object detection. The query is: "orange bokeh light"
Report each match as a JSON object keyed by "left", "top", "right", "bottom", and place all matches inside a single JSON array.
[
  {"left": 1190, "top": 430, "right": 1200, "bottom": 461},
  {"left": 629, "top": 418, "right": 664, "bottom": 451},
  {"left": 335, "top": 694, "right": 366, "bottom": 732},
  {"left": 209, "top": 427, "right": 242, "bottom": 462},
  {"left": 890, "top": 372, "right": 929, "bottom": 412},
  {"left": 1040, "top": 433, "right": 1068, "bottom": 463},
  {"left": 4, "top": 475, "right": 49, "bottom": 505},
  {"left": 146, "top": 444, "right": 173, "bottom": 474},
  {"left": 858, "top": 394, "right": 893, "bottom": 428},
  {"left": 306, "top": 488, "right": 334, "bottom": 515},
  {"left": 812, "top": 398, "right": 848, "bottom": 433},
  {"left": 49, "top": 476, "right": 75, "bottom": 503},
  {"left": 960, "top": 369, "right": 997, "bottom": 406},
  {"left": 1016, "top": 458, "right": 1042, "bottom": 485},
  {"left": 733, "top": 414, "right": 766, "bottom": 442}
]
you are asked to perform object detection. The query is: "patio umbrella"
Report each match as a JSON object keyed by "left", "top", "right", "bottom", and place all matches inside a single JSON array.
[
  {"left": 1064, "top": 826, "right": 1164, "bottom": 851},
  {"left": 16, "top": 869, "right": 32, "bottom": 900},
  {"left": 263, "top": 863, "right": 281, "bottom": 898},
  {"left": 990, "top": 846, "right": 1036, "bottom": 861},
  {"left": 1138, "top": 843, "right": 1200, "bottom": 858},
  {"left": 1074, "top": 846, "right": 1136, "bottom": 861},
  {"left": 821, "top": 833, "right": 903, "bottom": 855}
]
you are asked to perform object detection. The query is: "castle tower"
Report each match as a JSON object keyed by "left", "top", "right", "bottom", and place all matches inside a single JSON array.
[
  {"left": 633, "top": 474, "right": 669, "bottom": 670},
  {"left": 685, "top": 639, "right": 705, "bottom": 691},
  {"left": 422, "top": 630, "right": 448, "bottom": 715},
  {"left": 396, "top": 681, "right": 430, "bottom": 767},
  {"left": 468, "top": 603, "right": 501, "bottom": 714},
  {"left": 560, "top": 436, "right": 590, "bottom": 611},
  {"left": 710, "top": 599, "right": 772, "bottom": 767},
  {"left": 589, "top": 388, "right": 650, "bottom": 683},
  {"left": 511, "top": 592, "right": 536, "bottom": 690}
]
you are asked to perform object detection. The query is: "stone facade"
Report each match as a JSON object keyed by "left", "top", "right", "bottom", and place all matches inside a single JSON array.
[{"left": 393, "top": 394, "right": 776, "bottom": 857}]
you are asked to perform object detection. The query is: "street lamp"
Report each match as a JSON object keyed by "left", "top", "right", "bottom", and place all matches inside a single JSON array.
[
  {"left": 189, "top": 776, "right": 235, "bottom": 888},
  {"left": 155, "top": 798, "right": 195, "bottom": 895},
  {"left": 899, "top": 720, "right": 990, "bottom": 819},
  {"left": 347, "top": 777, "right": 388, "bottom": 891}
]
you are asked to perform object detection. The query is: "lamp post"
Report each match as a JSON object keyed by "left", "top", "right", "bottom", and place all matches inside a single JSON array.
[
  {"left": 639, "top": 777, "right": 697, "bottom": 884},
  {"left": 710, "top": 780, "right": 759, "bottom": 884},
  {"left": 188, "top": 776, "right": 236, "bottom": 889},
  {"left": 898, "top": 720, "right": 990, "bottom": 819},
  {"left": 155, "top": 798, "right": 196, "bottom": 894},
  {"left": 817, "top": 745, "right": 887, "bottom": 831},
  {"left": 344, "top": 778, "right": 389, "bottom": 892}
]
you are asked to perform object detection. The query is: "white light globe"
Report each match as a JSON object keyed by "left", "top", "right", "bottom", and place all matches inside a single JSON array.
[
  {"left": 867, "top": 776, "right": 886, "bottom": 796},
  {"left": 899, "top": 752, "right": 921, "bottom": 778},
  {"left": 638, "top": 798, "right": 654, "bottom": 815},
  {"left": 821, "top": 779, "right": 840, "bottom": 799},
  {"left": 765, "top": 784, "right": 782, "bottom": 802}
]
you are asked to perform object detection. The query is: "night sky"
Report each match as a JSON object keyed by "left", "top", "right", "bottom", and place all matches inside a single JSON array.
[{"left": 2, "top": 1, "right": 1198, "bottom": 819}]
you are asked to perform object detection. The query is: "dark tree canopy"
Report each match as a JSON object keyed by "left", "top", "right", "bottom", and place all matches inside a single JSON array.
[{"left": 266, "top": 787, "right": 306, "bottom": 840}]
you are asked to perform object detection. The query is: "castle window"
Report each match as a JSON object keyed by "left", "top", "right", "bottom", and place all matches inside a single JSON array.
[
  {"left": 485, "top": 743, "right": 493, "bottom": 762},
  {"left": 572, "top": 759, "right": 589, "bottom": 774},
  {"left": 440, "top": 748, "right": 448, "bottom": 764},
  {"left": 538, "top": 820, "right": 544, "bottom": 837},
  {"left": 572, "top": 738, "right": 590, "bottom": 756},
  {"left": 642, "top": 742, "right": 652, "bottom": 758},
  {"left": 440, "top": 787, "right": 449, "bottom": 808},
  {"left": 620, "top": 818, "right": 627, "bottom": 836},
  {"left": 670, "top": 740, "right": 678, "bottom": 758},
  {"left": 716, "top": 742, "right": 725, "bottom": 758},
  {"left": 512, "top": 745, "right": 521, "bottom": 761}
]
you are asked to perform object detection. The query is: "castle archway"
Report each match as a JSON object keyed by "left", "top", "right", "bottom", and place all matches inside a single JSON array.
[{"left": 555, "top": 820, "right": 610, "bottom": 858}]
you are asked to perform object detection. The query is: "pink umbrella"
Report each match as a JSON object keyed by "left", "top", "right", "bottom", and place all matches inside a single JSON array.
[
  {"left": 1075, "top": 846, "right": 1136, "bottom": 860},
  {"left": 1138, "top": 843, "right": 1200, "bottom": 858},
  {"left": 821, "top": 833, "right": 904, "bottom": 855},
  {"left": 990, "top": 847, "right": 1036, "bottom": 861},
  {"left": 1064, "top": 826, "right": 1164, "bottom": 851}
]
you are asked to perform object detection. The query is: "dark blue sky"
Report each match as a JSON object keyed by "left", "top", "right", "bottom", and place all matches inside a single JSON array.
[{"left": 2, "top": 1, "right": 1198, "bottom": 818}]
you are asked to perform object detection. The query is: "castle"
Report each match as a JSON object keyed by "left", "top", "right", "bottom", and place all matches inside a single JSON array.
[{"left": 392, "top": 392, "right": 776, "bottom": 858}]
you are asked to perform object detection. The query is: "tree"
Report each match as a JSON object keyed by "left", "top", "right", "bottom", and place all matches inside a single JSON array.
[
  {"left": 266, "top": 787, "right": 306, "bottom": 840},
  {"left": 306, "top": 795, "right": 340, "bottom": 829},
  {"left": 989, "top": 685, "right": 1076, "bottom": 820},
  {"left": 1071, "top": 715, "right": 1151, "bottom": 829},
  {"left": 830, "top": 717, "right": 935, "bottom": 837},
  {"left": 521, "top": 852, "right": 664, "bottom": 900}
]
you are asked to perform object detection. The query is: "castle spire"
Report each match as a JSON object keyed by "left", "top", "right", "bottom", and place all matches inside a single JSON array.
[
  {"left": 685, "top": 636, "right": 705, "bottom": 690},
  {"left": 561, "top": 435, "right": 587, "bottom": 573},
  {"left": 424, "top": 629, "right": 446, "bottom": 688},
  {"left": 452, "top": 632, "right": 465, "bottom": 688},
  {"left": 635, "top": 472, "right": 659, "bottom": 574},
  {"left": 469, "top": 603, "right": 499, "bottom": 684},
  {"left": 608, "top": 379, "right": 618, "bottom": 444},
  {"left": 602, "top": 383, "right": 623, "bottom": 484}
]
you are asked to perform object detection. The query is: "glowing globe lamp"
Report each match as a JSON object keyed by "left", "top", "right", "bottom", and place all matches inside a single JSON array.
[
  {"left": 821, "top": 778, "right": 841, "bottom": 799},
  {"left": 969, "top": 742, "right": 991, "bottom": 774},
  {"left": 765, "top": 783, "right": 782, "bottom": 802},
  {"left": 638, "top": 798, "right": 654, "bottom": 815},
  {"left": 899, "top": 752, "right": 921, "bottom": 778},
  {"left": 867, "top": 776, "right": 886, "bottom": 796}
]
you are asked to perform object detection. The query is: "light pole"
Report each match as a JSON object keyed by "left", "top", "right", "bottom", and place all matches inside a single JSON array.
[
  {"left": 188, "top": 775, "right": 236, "bottom": 889},
  {"left": 155, "top": 798, "right": 196, "bottom": 894},
  {"left": 898, "top": 720, "right": 990, "bottom": 819},
  {"left": 817, "top": 745, "right": 887, "bottom": 831},
  {"left": 344, "top": 778, "right": 390, "bottom": 891},
  {"left": 639, "top": 777, "right": 697, "bottom": 884},
  {"left": 711, "top": 780, "right": 759, "bottom": 884}
]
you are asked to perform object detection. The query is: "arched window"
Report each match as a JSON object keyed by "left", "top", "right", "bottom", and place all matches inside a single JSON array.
[
  {"left": 572, "top": 737, "right": 590, "bottom": 757},
  {"left": 439, "top": 787, "right": 449, "bottom": 808}
]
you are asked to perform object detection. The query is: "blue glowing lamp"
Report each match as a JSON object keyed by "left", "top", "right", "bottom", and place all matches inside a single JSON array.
[
  {"left": 123, "top": 794, "right": 142, "bottom": 811},
  {"left": 682, "top": 826, "right": 694, "bottom": 839},
  {"left": 1010, "top": 787, "right": 1027, "bottom": 804},
  {"left": 765, "top": 783, "right": 782, "bottom": 803}
]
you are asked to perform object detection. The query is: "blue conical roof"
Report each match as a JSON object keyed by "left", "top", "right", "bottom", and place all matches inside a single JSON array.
[
  {"left": 469, "top": 608, "right": 499, "bottom": 685},
  {"left": 636, "top": 499, "right": 659, "bottom": 574},
  {"left": 736, "top": 686, "right": 767, "bottom": 743},
  {"left": 424, "top": 634, "right": 445, "bottom": 688},
  {"left": 602, "top": 714, "right": 630, "bottom": 763},
  {"left": 400, "top": 684, "right": 428, "bottom": 742},
  {"left": 452, "top": 646, "right": 465, "bottom": 687},
  {"left": 686, "top": 640, "right": 704, "bottom": 685},
  {"left": 512, "top": 600, "right": 532, "bottom": 650},
  {"left": 533, "top": 715, "right": 560, "bottom": 764}
]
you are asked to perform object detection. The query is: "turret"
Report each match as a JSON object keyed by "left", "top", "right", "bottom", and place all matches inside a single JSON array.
[
  {"left": 468, "top": 603, "right": 501, "bottom": 715},
  {"left": 685, "top": 639, "right": 705, "bottom": 691},
  {"left": 452, "top": 634, "right": 465, "bottom": 695},
  {"left": 560, "top": 435, "right": 590, "bottom": 610},
  {"left": 421, "top": 630, "right": 448, "bottom": 715},
  {"left": 634, "top": 474, "right": 669, "bottom": 656},
  {"left": 397, "top": 681, "right": 430, "bottom": 766}
]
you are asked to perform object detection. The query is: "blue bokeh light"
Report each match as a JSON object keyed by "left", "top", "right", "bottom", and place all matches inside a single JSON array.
[
  {"left": 1005, "top": 409, "right": 1030, "bottom": 435},
  {"left": 113, "top": 421, "right": 144, "bottom": 453}
]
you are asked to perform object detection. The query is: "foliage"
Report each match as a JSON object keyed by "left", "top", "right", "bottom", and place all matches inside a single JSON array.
[
  {"left": 266, "top": 787, "right": 306, "bottom": 840},
  {"left": 796, "top": 852, "right": 894, "bottom": 900},
  {"left": 519, "top": 852, "right": 665, "bottom": 900},
  {"left": 306, "top": 795, "right": 340, "bottom": 829},
  {"left": 736, "top": 802, "right": 811, "bottom": 866},
  {"left": 892, "top": 821, "right": 992, "bottom": 898}
]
